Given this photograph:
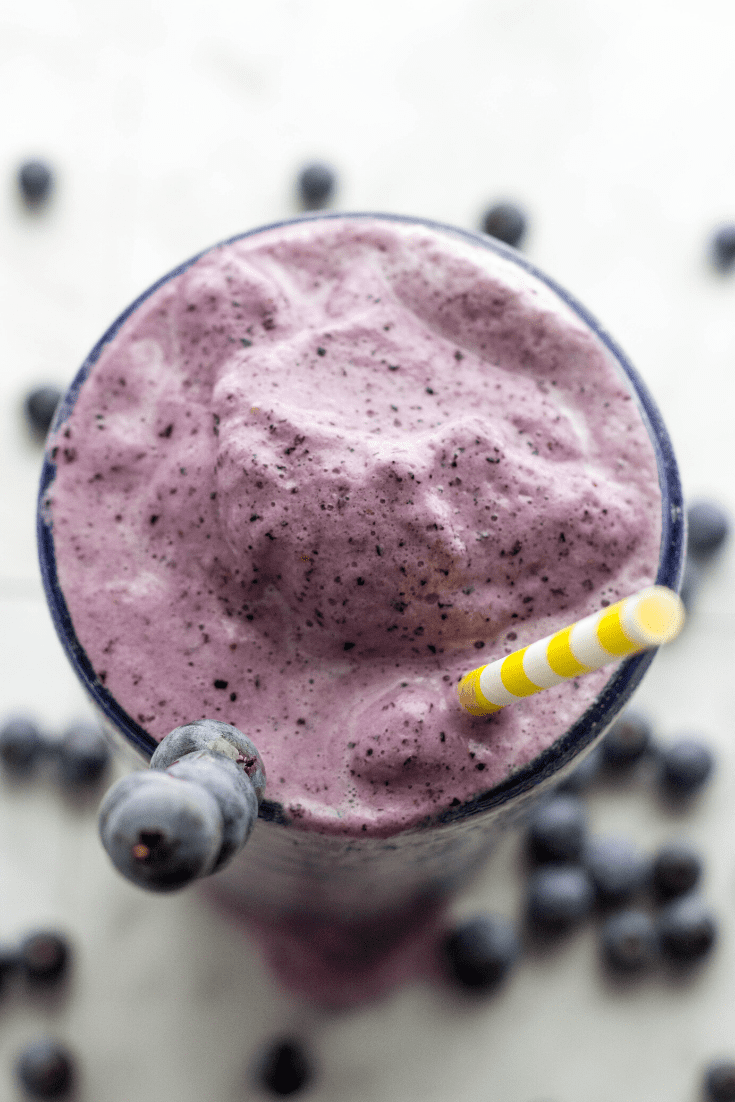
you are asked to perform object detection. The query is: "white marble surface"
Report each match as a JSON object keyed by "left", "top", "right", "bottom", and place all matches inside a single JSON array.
[{"left": 1, "top": 1, "right": 735, "bottom": 1099}]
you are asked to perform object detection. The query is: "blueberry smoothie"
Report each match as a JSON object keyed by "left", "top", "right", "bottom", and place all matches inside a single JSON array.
[{"left": 40, "top": 214, "right": 679, "bottom": 1002}]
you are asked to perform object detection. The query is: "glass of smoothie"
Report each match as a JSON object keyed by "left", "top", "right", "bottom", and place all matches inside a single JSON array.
[{"left": 37, "top": 213, "right": 684, "bottom": 1005}]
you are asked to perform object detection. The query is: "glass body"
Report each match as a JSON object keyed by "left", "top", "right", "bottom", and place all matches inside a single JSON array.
[{"left": 37, "top": 213, "right": 685, "bottom": 1004}]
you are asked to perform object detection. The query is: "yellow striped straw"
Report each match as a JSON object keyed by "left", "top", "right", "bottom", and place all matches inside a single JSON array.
[{"left": 457, "top": 585, "right": 684, "bottom": 717}]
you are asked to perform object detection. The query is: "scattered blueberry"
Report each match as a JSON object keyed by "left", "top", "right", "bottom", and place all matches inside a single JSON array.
[
  {"left": 599, "top": 710, "right": 652, "bottom": 767},
  {"left": 687, "top": 500, "right": 730, "bottom": 558},
  {"left": 258, "top": 1037, "right": 313, "bottom": 1096},
  {"left": 526, "top": 865, "right": 594, "bottom": 932},
  {"left": 17, "top": 160, "right": 54, "bottom": 205},
  {"left": 703, "top": 1058, "right": 735, "bottom": 1101},
  {"left": 600, "top": 909, "right": 658, "bottom": 973},
  {"left": 480, "top": 201, "right": 527, "bottom": 248},
  {"left": 57, "top": 722, "right": 110, "bottom": 786},
  {"left": 657, "top": 893, "right": 717, "bottom": 963},
  {"left": 710, "top": 224, "right": 735, "bottom": 272},
  {"left": 98, "top": 770, "right": 224, "bottom": 892},
  {"left": 150, "top": 719, "right": 266, "bottom": 803},
  {"left": 15, "top": 1038, "right": 74, "bottom": 1098},
  {"left": 526, "top": 795, "right": 587, "bottom": 864},
  {"left": 651, "top": 839, "right": 703, "bottom": 900},
  {"left": 555, "top": 744, "right": 603, "bottom": 794},
  {"left": 19, "top": 932, "right": 70, "bottom": 985},
  {"left": 0, "top": 716, "right": 45, "bottom": 775},
  {"left": 584, "top": 836, "right": 650, "bottom": 906},
  {"left": 679, "top": 556, "right": 703, "bottom": 610},
  {"left": 296, "top": 162, "right": 337, "bottom": 210},
  {"left": 442, "top": 914, "right": 520, "bottom": 991},
  {"left": 166, "top": 750, "right": 258, "bottom": 871},
  {"left": 0, "top": 944, "right": 19, "bottom": 989},
  {"left": 24, "top": 386, "right": 62, "bottom": 439},
  {"left": 658, "top": 736, "right": 714, "bottom": 798}
]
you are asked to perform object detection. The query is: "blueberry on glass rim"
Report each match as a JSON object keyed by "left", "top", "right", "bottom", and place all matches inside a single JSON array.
[
  {"left": 296, "top": 161, "right": 337, "bottom": 210},
  {"left": 686, "top": 500, "right": 730, "bottom": 558},
  {"left": 258, "top": 1037, "right": 313, "bottom": 1097},
  {"left": 15, "top": 1038, "right": 74, "bottom": 1099},
  {"left": 24, "top": 386, "right": 62, "bottom": 439},
  {"left": 480, "top": 201, "right": 527, "bottom": 248},
  {"left": 442, "top": 914, "right": 520, "bottom": 991},
  {"left": 17, "top": 160, "right": 54, "bottom": 205},
  {"left": 525, "top": 794, "right": 587, "bottom": 864}
]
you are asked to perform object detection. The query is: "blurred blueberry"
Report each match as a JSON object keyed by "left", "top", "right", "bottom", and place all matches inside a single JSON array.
[
  {"left": 15, "top": 1038, "right": 74, "bottom": 1098},
  {"left": 711, "top": 224, "right": 735, "bottom": 272},
  {"left": 297, "top": 161, "right": 337, "bottom": 210},
  {"left": 687, "top": 500, "right": 730, "bottom": 558},
  {"left": 556, "top": 744, "right": 602, "bottom": 794},
  {"left": 258, "top": 1037, "right": 313, "bottom": 1096},
  {"left": 657, "top": 893, "right": 717, "bottom": 963},
  {"left": 0, "top": 716, "right": 46, "bottom": 775},
  {"left": 442, "top": 914, "right": 520, "bottom": 991},
  {"left": 658, "top": 736, "right": 714, "bottom": 799},
  {"left": 652, "top": 839, "right": 703, "bottom": 900},
  {"left": 526, "top": 865, "right": 594, "bottom": 932},
  {"left": 19, "top": 931, "right": 71, "bottom": 985},
  {"left": 600, "top": 909, "right": 658, "bottom": 973},
  {"left": 0, "top": 944, "right": 19, "bottom": 990},
  {"left": 584, "top": 836, "right": 650, "bottom": 906},
  {"left": 58, "top": 722, "right": 110, "bottom": 786},
  {"left": 24, "top": 386, "right": 62, "bottom": 439},
  {"left": 481, "top": 201, "right": 527, "bottom": 248},
  {"left": 679, "top": 556, "right": 703, "bottom": 611},
  {"left": 600, "top": 710, "right": 652, "bottom": 768},
  {"left": 17, "top": 160, "right": 54, "bottom": 205},
  {"left": 703, "top": 1059, "right": 735, "bottom": 1101},
  {"left": 526, "top": 795, "right": 587, "bottom": 864}
]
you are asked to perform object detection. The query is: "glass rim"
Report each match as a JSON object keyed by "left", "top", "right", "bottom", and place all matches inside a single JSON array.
[{"left": 37, "top": 210, "right": 686, "bottom": 828}]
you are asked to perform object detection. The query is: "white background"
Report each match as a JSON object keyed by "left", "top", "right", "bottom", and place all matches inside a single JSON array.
[{"left": 1, "top": 1, "right": 735, "bottom": 1100}]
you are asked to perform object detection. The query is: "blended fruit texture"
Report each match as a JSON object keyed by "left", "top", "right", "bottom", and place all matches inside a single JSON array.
[{"left": 47, "top": 217, "right": 661, "bottom": 836}]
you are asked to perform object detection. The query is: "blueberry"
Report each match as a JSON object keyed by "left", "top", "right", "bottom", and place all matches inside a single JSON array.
[
  {"left": 526, "top": 795, "right": 587, "bottom": 863},
  {"left": 657, "top": 893, "right": 717, "bottom": 962},
  {"left": 19, "top": 932, "right": 70, "bottom": 985},
  {"left": 296, "top": 162, "right": 337, "bottom": 210},
  {"left": 442, "top": 914, "right": 520, "bottom": 991},
  {"left": 57, "top": 722, "right": 110, "bottom": 786},
  {"left": 15, "top": 1038, "right": 74, "bottom": 1098},
  {"left": 687, "top": 500, "right": 730, "bottom": 557},
  {"left": 166, "top": 750, "right": 258, "bottom": 871},
  {"left": 98, "top": 770, "right": 224, "bottom": 892},
  {"left": 679, "top": 556, "right": 703, "bottom": 610},
  {"left": 651, "top": 839, "right": 703, "bottom": 900},
  {"left": 526, "top": 865, "right": 594, "bottom": 931},
  {"left": 584, "top": 836, "right": 650, "bottom": 906},
  {"left": 703, "top": 1059, "right": 735, "bottom": 1101},
  {"left": 658, "top": 736, "right": 714, "bottom": 798},
  {"left": 150, "top": 719, "right": 266, "bottom": 803},
  {"left": 24, "top": 386, "right": 62, "bottom": 438},
  {"left": 17, "top": 160, "right": 54, "bottom": 205},
  {"left": 0, "top": 944, "right": 19, "bottom": 989},
  {"left": 480, "top": 202, "right": 527, "bottom": 248},
  {"left": 258, "top": 1038, "right": 313, "bottom": 1096},
  {"left": 0, "top": 716, "right": 45, "bottom": 775},
  {"left": 556, "top": 744, "right": 603, "bottom": 793},
  {"left": 600, "top": 909, "right": 658, "bottom": 973},
  {"left": 599, "top": 709, "right": 652, "bottom": 767},
  {"left": 710, "top": 224, "right": 735, "bottom": 272}
]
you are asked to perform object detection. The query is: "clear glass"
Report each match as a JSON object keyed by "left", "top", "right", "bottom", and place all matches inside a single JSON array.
[{"left": 37, "top": 213, "right": 685, "bottom": 1005}]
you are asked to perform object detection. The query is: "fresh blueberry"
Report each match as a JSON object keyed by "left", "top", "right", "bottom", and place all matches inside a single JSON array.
[
  {"left": 556, "top": 744, "right": 603, "bottom": 794},
  {"left": 57, "top": 722, "right": 110, "bottom": 786},
  {"left": 442, "top": 914, "right": 520, "bottom": 991},
  {"left": 703, "top": 1059, "right": 735, "bottom": 1101},
  {"left": 657, "top": 893, "right": 717, "bottom": 963},
  {"left": 296, "top": 162, "right": 337, "bottom": 210},
  {"left": 24, "top": 386, "right": 62, "bottom": 438},
  {"left": 600, "top": 909, "right": 658, "bottom": 973},
  {"left": 687, "top": 500, "right": 730, "bottom": 558},
  {"left": 0, "top": 716, "right": 45, "bottom": 775},
  {"left": 652, "top": 839, "right": 703, "bottom": 900},
  {"left": 15, "top": 1038, "right": 74, "bottom": 1098},
  {"left": 166, "top": 750, "right": 258, "bottom": 871},
  {"left": 584, "top": 836, "right": 650, "bottom": 906},
  {"left": 98, "top": 770, "right": 224, "bottom": 892},
  {"left": 17, "top": 160, "right": 54, "bottom": 205},
  {"left": 258, "top": 1037, "right": 313, "bottom": 1096},
  {"left": 599, "top": 710, "right": 652, "bottom": 767},
  {"left": 711, "top": 224, "right": 735, "bottom": 272},
  {"left": 480, "top": 202, "right": 527, "bottom": 248},
  {"left": 658, "top": 736, "right": 714, "bottom": 798},
  {"left": 526, "top": 865, "right": 594, "bottom": 932},
  {"left": 526, "top": 795, "right": 587, "bottom": 864},
  {"left": 150, "top": 719, "right": 266, "bottom": 804},
  {"left": 19, "top": 932, "right": 70, "bottom": 985}
]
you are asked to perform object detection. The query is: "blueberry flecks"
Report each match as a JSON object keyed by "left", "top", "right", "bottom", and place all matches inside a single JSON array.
[{"left": 213, "top": 680, "right": 229, "bottom": 690}]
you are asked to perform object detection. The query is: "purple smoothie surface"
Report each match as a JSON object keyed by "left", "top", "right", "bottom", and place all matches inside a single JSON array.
[{"left": 47, "top": 217, "right": 662, "bottom": 836}]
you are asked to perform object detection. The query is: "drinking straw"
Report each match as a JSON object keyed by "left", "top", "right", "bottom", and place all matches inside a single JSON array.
[{"left": 457, "top": 585, "right": 684, "bottom": 716}]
